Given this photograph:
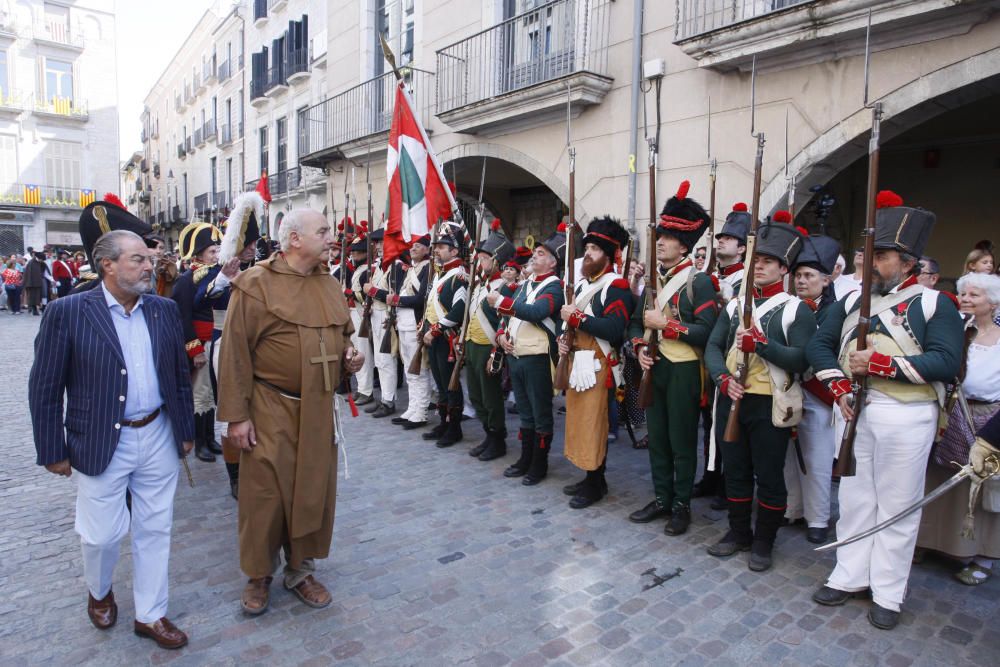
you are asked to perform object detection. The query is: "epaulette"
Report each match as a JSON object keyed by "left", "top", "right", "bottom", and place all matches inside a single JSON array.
[
  {"left": 710, "top": 274, "right": 721, "bottom": 293},
  {"left": 192, "top": 264, "right": 212, "bottom": 285},
  {"left": 611, "top": 277, "right": 630, "bottom": 290}
]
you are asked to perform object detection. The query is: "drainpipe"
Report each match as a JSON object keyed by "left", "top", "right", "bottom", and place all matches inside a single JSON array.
[{"left": 626, "top": 0, "right": 644, "bottom": 234}]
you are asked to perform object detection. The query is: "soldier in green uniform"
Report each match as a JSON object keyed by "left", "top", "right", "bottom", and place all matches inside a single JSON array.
[
  {"left": 705, "top": 222, "right": 815, "bottom": 572},
  {"left": 421, "top": 221, "right": 469, "bottom": 448},
  {"left": 465, "top": 221, "right": 517, "bottom": 461},
  {"left": 489, "top": 226, "right": 566, "bottom": 486},
  {"left": 807, "top": 191, "right": 962, "bottom": 630},
  {"left": 627, "top": 182, "right": 718, "bottom": 534}
]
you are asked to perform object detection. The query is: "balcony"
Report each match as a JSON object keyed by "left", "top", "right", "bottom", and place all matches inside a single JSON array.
[
  {"left": 153, "top": 163, "right": 161, "bottom": 178},
  {"left": 172, "top": 204, "right": 183, "bottom": 222},
  {"left": 218, "top": 59, "right": 231, "bottom": 82},
  {"left": 184, "top": 84, "right": 193, "bottom": 105},
  {"left": 204, "top": 58, "right": 217, "bottom": 84},
  {"left": 193, "top": 72, "right": 204, "bottom": 95},
  {"left": 204, "top": 119, "right": 217, "bottom": 142},
  {"left": 175, "top": 94, "right": 185, "bottom": 112},
  {"left": 193, "top": 193, "right": 210, "bottom": 219},
  {"left": 177, "top": 144, "right": 186, "bottom": 159},
  {"left": 215, "top": 191, "right": 228, "bottom": 212},
  {"left": 250, "top": 77, "right": 268, "bottom": 106},
  {"left": 0, "top": 88, "right": 27, "bottom": 115},
  {"left": 219, "top": 124, "right": 233, "bottom": 146},
  {"left": 270, "top": 167, "right": 303, "bottom": 197},
  {"left": 253, "top": 0, "right": 267, "bottom": 26},
  {"left": 672, "top": 0, "right": 997, "bottom": 72},
  {"left": 299, "top": 68, "right": 435, "bottom": 166},
  {"left": 286, "top": 48, "right": 309, "bottom": 85},
  {"left": 185, "top": 137, "right": 194, "bottom": 154},
  {"left": 140, "top": 158, "right": 149, "bottom": 173},
  {"left": 0, "top": 183, "right": 97, "bottom": 209},
  {"left": 33, "top": 19, "right": 84, "bottom": 50},
  {"left": 265, "top": 65, "right": 288, "bottom": 97},
  {"left": 194, "top": 128, "right": 204, "bottom": 147},
  {"left": 435, "top": 0, "right": 613, "bottom": 137},
  {"left": 33, "top": 96, "right": 88, "bottom": 122}
]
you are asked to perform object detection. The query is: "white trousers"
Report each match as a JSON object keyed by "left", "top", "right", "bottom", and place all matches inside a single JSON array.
[
  {"left": 191, "top": 361, "right": 214, "bottom": 413},
  {"left": 827, "top": 391, "right": 938, "bottom": 611},
  {"left": 370, "top": 306, "right": 397, "bottom": 403},
  {"left": 398, "top": 324, "right": 431, "bottom": 422},
  {"left": 349, "top": 308, "right": 374, "bottom": 396},
  {"left": 784, "top": 391, "right": 835, "bottom": 527},
  {"left": 75, "top": 412, "right": 179, "bottom": 623}
]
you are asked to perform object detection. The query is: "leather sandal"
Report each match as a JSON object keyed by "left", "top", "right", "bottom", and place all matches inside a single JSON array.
[
  {"left": 287, "top": 575, "right": 331, "bottom": 609},
  {"left": 240, "top": 576, "right": 272, "bottom": 615}
]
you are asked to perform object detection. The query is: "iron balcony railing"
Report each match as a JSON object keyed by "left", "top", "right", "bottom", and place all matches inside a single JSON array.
[
  {"left": 194, "top": 193, "right": 209, "bottom": 218},
  {"left": 204, "top": 119, "right": 216, "bottom": 141},
  {"left": 0, "top": 88, "right": 28, "bottom": 110},
  {"left": 140, "top": 158, "right": 149, "bottom": 172},
  {"left": 674, "top": 0, "right": 814, "bottom": 40},
  {"left": 153, "top": 163, "right": 161, "bottom": 178},
  {"left": 194, "top": 128, "right": 204, "bottom": 146},
  {"left": 193, "top": 72, "right": 202, "bottom": 93},
  {"left": 204, "top": 58, "right": 217, "bottom": 83},
  {"left": 172, "top": 204, "right": 182, "bottom": 222},
  {"left": 299, "top": 68, "right": 434, "bottom": 162},
  {"left": 218, "top": 59, "right": 231, "bottom": 82},
  {"left": 287, "top": 48, "right": 309, "bottom": 80},
  {"left": 175, "top": 94, "right": 183, "bottom": 111},
  {"left": 35, "top": 20, "right": 84, "bottom": 47},
  {"left": 185, "top": 137, "right": 194, "bottom": 153},
  {"left": 266, "top": 65, "right": 287, "bottom": 92},
  {"left": 220, "top": 124, "right": 232, "bottom": 145},
  {"left": 436, "top": 0, "right": 611, "bottom": 114},
  {"left": 270, "top": 167, "right": 302, "bottom": 197},
  {"left": 215, "top": 191, "right": 228, "bottom": 211},
  {"left": 250, "top": 77, "right": 267, "bottom": 101},
  {"left": 177, "top": 144, "right": 186, "bottom": 159},
  {"left": 184, "top": 84, "right": 192, "bottom": 104},
  {"left": 34, "top": 96, "right": 88, "bottom": 118},
  {"left": 0, "top": 183, "right": 97, "bottom": 208}
]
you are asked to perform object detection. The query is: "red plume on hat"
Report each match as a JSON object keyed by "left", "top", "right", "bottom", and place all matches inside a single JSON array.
[
  {"left": 876, "top": 190, "right": 903, "bottom": 209},
  {"left": 104, "top": 193, "right": 126, "bottom": 210},
  {"left": 796, "top": 226, "right": 810, "bottom": 237},
  {"left": 772, "top": 210, "right": 792, "bottom": 224},
  {"left": 491, "top": 219, "right": 502, "bottom": 231},
  {"left": 732, "top": 202, "right": 748, "bottom": 212},
  {"left": 557, "top": 221, "right": 567, "bottom": 232}
]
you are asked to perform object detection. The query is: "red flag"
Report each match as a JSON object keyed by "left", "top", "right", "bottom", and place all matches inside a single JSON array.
[
  {"left": 255, "top": 170, "right": 272, "bottom": 203},
  {"left": 385, "top": 81, "right": 455, "bottom": 265}
]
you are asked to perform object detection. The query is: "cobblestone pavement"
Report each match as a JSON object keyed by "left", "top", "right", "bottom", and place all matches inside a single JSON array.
[{"left": 1, "top": 310, "right": 997, "bottom": 666}]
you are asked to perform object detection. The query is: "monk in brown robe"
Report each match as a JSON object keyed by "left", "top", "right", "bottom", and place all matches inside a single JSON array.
[{"left": 217, "top": 209, "right": 364, "bottom": 615}]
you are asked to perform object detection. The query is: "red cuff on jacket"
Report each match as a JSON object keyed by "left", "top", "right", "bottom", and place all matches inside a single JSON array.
[
  {"left": 631, "top": 337, "right": 648, "bottom": 350},
  {"left": 367, "top": 286, "right": 379, "bottom": 298},
  {"left": 185, "top": 341, "right": 205, "bottom": 359},
  {"left": 663, "top": 319, "right": 688, "bottom": 340},
  {"left": 567, "top": 309, "right": 585, "bottom": 329},
  {"left": 430, "top": 323, "right": 443, "bottom": 338},
  {"left": 718, "top": 374, "right": 734, "bottom": 395},
  {"left": 497, "top": 297, "right": 515, "bottom": 315},
  {"left": 388, "top": 294, "right": 400, "bottom": 307},
  {"left": 738, "top": 327, "right": 767, "bottom": 352},
  {"left": 868, "top": 351, "right": 897, "bottom": 378},
  {"left": 828, "top": 377, "right": 853, "bottom": 399}
]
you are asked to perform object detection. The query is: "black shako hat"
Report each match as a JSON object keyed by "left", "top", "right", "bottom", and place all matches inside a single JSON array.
[
  {"left": 477, "top": 219, "right": 516, "bottom": 267},
  {"left": 794, "top": 233, "right": 841, "bottom": 275},
  {"left": 433, "top": 220, "right": 467, "bottom": 253},
  {"left": 583, "top": 215, "right": 630, "bottom": 262},
  {"left": 539, "top": 221, "right": 568, "bottom": 268},
  {"left": 755, "top": 220, "right": 806, "bottom": 268},
  {"left": 716, "top": 202, "right": 751, "bottom": 245},
  {"left": 872, "top": 190, "right": 935, "bottom": 259},
  {"left": 657, "top": 180, "right": 709, "bottom": 253}
]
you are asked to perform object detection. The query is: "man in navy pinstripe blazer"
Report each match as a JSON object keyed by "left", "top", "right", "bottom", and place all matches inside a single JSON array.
[{"left": 29, "top": 229, "right": 195, "bottom": 650}]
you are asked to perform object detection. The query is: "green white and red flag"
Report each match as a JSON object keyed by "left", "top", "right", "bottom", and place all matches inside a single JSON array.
[{"left": 384, "top": 81, "right": 455, "bottom": 265}]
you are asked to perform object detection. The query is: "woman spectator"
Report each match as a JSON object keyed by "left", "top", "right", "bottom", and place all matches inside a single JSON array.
[
  {"left": 917, "top": 271, "right": 1000, "bottom": 584},
  {"left": 2, "top": 259, "right": 23, "bottom": 314}
]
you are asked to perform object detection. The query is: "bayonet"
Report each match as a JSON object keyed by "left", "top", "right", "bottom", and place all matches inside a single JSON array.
[
  {"left": 555, "top": 83, "right": 578, "bottom": 392},
  {"left": 707, "top": 96, "right": 718, "bottom": 274}
]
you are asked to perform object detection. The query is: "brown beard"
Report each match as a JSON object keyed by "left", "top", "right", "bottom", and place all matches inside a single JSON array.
[{"left": 582, "top": 254, "right": 608, "bottom": 279}]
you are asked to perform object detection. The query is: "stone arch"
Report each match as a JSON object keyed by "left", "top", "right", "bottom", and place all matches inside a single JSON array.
[
  {"left": 762, "top": 46, "right": 1000, "bottom": 217},
  {"left": 437, "top": 141, "right": 586, "bottom": 222}
]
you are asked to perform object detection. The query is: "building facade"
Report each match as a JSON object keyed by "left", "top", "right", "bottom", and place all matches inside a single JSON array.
[
  {"left": 293, "top": 0, "right": 1000, "bottom": 279},
  {"left": 0, "top": 0, "right": 120, "bottom": 256}
]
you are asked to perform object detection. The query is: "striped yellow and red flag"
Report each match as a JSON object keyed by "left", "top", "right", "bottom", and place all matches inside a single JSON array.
[
  {"left": 79, "top": 189, "right": 96, "bottom": 207},
  {"left": 23, "top": 184, "right": 41, "bottom": 206}
]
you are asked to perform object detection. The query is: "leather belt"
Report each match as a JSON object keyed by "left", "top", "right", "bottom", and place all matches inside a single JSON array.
[{"left": 121, "top": 407, "right": 162, "bottom": 428}]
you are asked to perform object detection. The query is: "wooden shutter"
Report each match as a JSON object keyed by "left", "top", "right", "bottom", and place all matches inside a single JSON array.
[{"left": 35, "top": 56, "right": 46, "bottom": 103}]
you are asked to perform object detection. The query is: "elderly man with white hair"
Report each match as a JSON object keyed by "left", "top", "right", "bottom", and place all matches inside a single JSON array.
[{"left": 217, "top": 209, "right": 365, "bottom": 615}]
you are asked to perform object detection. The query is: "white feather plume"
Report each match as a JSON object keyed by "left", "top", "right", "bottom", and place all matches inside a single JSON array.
[{"left": 220, "top": 191, "right": 266, "bottom": 263}]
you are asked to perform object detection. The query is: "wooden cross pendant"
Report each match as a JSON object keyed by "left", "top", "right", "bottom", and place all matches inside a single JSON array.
[{"left": 310, "top": 336, "right": 339, "bottom": 392}]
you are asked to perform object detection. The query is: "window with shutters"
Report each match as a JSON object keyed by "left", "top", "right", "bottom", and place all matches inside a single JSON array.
[
  {"left": 43, "top": 140, "right": 81, "bottom": 200},
  {"left": 276, "top": 117, "right": 287, "bottom": 174},
  {"left": 296, "top": 105, "right": 308, "bottom": 160},
  {"left": 287, "top": 16, "right": 309, "bottom": 77},
  {"left": 259, "top": 126, "right": 268, "bottom": 175}
]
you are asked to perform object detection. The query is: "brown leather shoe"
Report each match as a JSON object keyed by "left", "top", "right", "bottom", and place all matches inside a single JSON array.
[
  {"left": 87, "top": 589, "right": 117, "bottom": 630},
  {"left": 133, "top": 617, "right": 188, "bottom": 649},
  {"left": 287, "top": 575, "right": 331, "bottom": 609},
  {"left": 240, "top": 576, "right": 272, "bottom": 615}
]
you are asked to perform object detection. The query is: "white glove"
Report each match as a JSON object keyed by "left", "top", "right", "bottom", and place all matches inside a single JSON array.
[{"left": 569, "top": 350, "right": 598, "bottom": 392}]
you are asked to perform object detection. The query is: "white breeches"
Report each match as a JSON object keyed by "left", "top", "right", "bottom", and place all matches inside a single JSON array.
[
  {"left": 74, "top": 412, "right": 179, "bottom": 623},
  {"left": 370, "top": 307, "right": 397, "bottom": 403},
  {"left": 827, "top": 391, "right": 938, "bottom": 611},
  {"left": 350, "top": 308, "right": 374, "bottom": 396},
  {"left": 784, "top": 391, "right": 835, "bottom": 527},
  {"left": 398, "top": 323, "right": 431, "bottom": 421}
]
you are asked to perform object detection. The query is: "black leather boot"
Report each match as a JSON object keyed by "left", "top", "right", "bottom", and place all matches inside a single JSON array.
[
  {"left": 749, "top": 505, "right": 784, "bottom": 572},
  {"left": 478, "top": 428, "right": 507, "bottom": 461},
  {"left": 435, "top": 408, "right": 464, "bottom": 448},
  {"left": 206, "top": 409, "right": 222, "bottom": 454},
  {"left": 521, "top": 432, "right": 550, "bottom": 486},
  {"left": 194, "top": 413, "right": 216, "bottom": 462},
  {"left": 225, "top": 463, "right": 239, "bottom": 499},
  {"left": 569, "top": 466, "right": 607, "bottom": 509},
  {"left": 469, "top": 428, "right": 491, "bottom": 458},
  {"left": 707, "top": 500, "right": 752, "bottom": 557},
  {"left": 504, "top": 429, "right": 534, "bottom": 477},
  {"left": 664, "top": 505, "right": 691, "bottom": 536},
  {"left": 422, "top": 406, "right": 449, "bottom": 441}
]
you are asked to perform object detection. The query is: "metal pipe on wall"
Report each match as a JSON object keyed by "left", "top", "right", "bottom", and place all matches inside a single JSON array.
[{"left": 626, "top": 0, "right": 644, "bottom": 234}]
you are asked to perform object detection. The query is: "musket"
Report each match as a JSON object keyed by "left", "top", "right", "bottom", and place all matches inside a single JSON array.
[
  {"left": 448, "top": 159, "right": 488, "bottom": 390},
  {"left": 707, "top": 97, "right": 718, "bottom": 274},
  {"left": 722, "top": 56, "right": 767, "bottom": 444},
  {"left": 358, "top": 161, "right": 376, "bottom": 340},
  {"left": 834, "top": 12, "right": 882, "bottom": 477},
  {"left": 554, "top": 84, "right": 578, "bottom": 392},
  {"left": 407, "top": 220, "right": 440, "bottom": 376},
  {"left": 784, "top": 108, "right": 797, "bottom": 295},
  {"left": 637, "top": 135, "right": 659, "bottom": 409}
]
